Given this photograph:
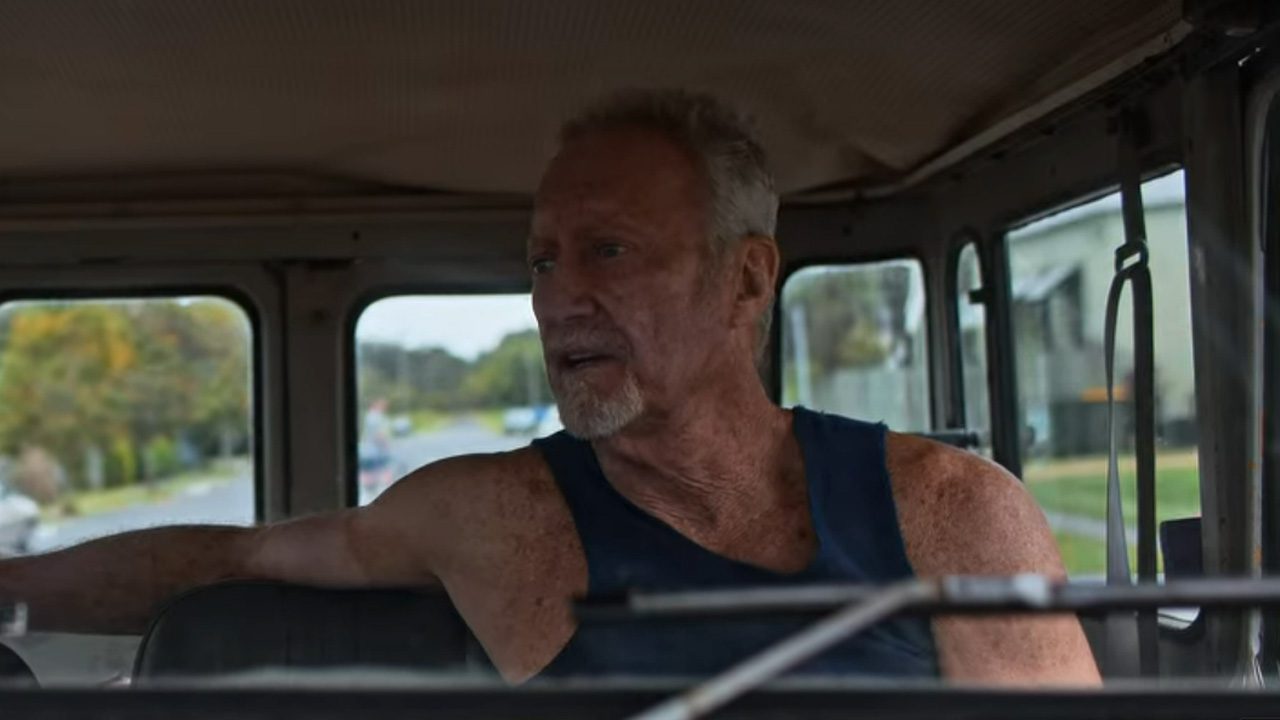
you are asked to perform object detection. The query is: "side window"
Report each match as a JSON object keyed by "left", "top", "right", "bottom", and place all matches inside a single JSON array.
[
  {"left": 1006, "top": 170, "right": 1201, "bottom": 577},
  {"left": 0, "top": 296, "right": 255, "bottom": 555},
  {"left": 353, "top": 294, "right": 552, "bottom": 505},
  {"left": 780, "top": 259, "right": 930, "bottom": 431},
  {"left": 956, "top": 242, "right": 992, "bottom": 454}
]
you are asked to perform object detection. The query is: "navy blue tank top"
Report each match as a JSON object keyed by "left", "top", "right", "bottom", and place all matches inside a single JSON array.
[{"left": 533, "top": 407, "right": 938, "bottom": 678}]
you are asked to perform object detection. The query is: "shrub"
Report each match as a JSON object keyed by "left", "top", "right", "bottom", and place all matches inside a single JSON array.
[
  {"left": 143, "top": 435, "right": 180, "bottom": 480},
  {"left": 105, "top": 436, "right": 137, "bottom": 488}
]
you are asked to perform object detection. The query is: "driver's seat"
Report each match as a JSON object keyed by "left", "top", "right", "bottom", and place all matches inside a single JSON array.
[{"left": 132, "top": 581, "right": 486, "bottom": 683}]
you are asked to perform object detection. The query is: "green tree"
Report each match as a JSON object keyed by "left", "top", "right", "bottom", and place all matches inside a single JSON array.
[
  {"left": 356, "top": 342, "right": 471, "bottom": 413},
  {"left": 461, "top": 330, "right": 551, "bottom": 408},
  {"left": 184, "top": 300, "right": 252, "bottom": 457}
]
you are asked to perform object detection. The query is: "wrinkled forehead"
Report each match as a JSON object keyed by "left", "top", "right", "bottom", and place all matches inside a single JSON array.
[{"left": 531, "top": 127, "right": 709, "bottom": 243}]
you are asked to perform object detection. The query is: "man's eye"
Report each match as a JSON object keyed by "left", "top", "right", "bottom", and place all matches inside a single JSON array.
[
  {"left": 530, "top": 258, "right": 555, "bottom": 275},
  {"left": 597, "top": 244, "right": 626, "bottom": 259}
]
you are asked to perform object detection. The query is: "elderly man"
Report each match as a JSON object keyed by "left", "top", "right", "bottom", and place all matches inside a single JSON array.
[{"left": 0, "top": 90, "right": 1098, "bottom": 685}]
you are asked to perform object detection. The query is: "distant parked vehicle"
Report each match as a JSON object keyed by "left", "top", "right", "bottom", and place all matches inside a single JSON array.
[
  {"left": 502, "top": 406, "right": 540, "bottom": 435},
  {"left": 0, "top": 478, "right": 38, "bottom": 555},
  {"left": 390, "top": 415, "right": 413, "bottom": 437}
]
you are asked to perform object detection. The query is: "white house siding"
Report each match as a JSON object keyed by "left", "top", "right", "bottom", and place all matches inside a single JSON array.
[{"left": 1007, "top": 199, "right": 1196, "bottom": 453}]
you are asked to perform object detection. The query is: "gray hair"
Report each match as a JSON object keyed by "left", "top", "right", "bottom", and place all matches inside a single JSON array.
[
  {"left": 560, "top": 89, "right": 779, "bottom": 256},
  {"left": 560, "top": 89, "right": 779, "bottom": 360}
]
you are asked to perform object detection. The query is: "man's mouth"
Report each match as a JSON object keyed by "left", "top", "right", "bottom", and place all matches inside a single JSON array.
[{"left": 561, "top": 352, "right": 615, "bottom": 371}]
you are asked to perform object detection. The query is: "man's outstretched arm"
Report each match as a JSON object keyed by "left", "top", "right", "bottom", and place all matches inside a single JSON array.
[
  {"left": 1, "top": 525, "right": 261, "bottom": 634},
  {"left": 0, "top": 461, "right": 456, "bottom": 635}
]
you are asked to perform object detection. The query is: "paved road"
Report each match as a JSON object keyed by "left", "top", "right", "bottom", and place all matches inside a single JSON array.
[
  {"left": 28, "top": 477, "right": 256, "bottom": 554},
  {"left": 27, "top": 419, "right": 534, "bottom": 553},
  {"left": 360, "top": 419, "right": 534, "bottom": 503}
]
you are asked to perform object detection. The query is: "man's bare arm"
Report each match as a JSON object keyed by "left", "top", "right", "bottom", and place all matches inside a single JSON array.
[
  {"left": 0, "top": 525, "right": 260, "bottom": 634},
  {"left": 0, "top": 456, "right": 473, "bottom": 635},
  {"left": 887, "top": 433, "right": 1102, "bottom": 686}
]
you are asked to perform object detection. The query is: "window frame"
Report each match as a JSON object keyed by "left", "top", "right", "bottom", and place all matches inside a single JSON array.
[
  {"left": 344, "top": 284, "right": 535, "bottom": 507},
  {"left": 996, "top": 168, "right": 1208, "bottom": 584},
  {"left": 945, "top": 230, "right": 989, "bottom": 438},
  {"left": 1251, "top": 60, "right": 1280, "bottom": 677},
  {"left": 996, "top": 162, "right": 1185, "bottom": 477},
  {"left": 0, "top": 284, "right": 266, "bottom": 522}
]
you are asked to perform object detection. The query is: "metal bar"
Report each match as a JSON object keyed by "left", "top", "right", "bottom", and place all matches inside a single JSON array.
[
  {"left": 941, "top": 236, "right": 969, "bottom": 432},
  {"left": 579, "top": 576, "right": 1280, "bottom": 621},
  {"left": 1259, "top": 147, "right": 1280, "bottom": 676},
  {"left": 982, "top": 234, "right": 1024, "bottom": 479},
  {"left": 1184, "top": 62, "right": 1258, "bottom": 678},
  {"left": 625, "top": 581, "right": 940, "bottom": 720},
  {"left": 1262, "top": 86, "right": 1280, "bottom": 678},
  {"left": 11, "top": 686, "right": 1280, "bottom": 720}
]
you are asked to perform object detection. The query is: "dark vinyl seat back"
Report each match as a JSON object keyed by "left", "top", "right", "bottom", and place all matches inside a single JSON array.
[
  {"left": 133, "top": 581, "right": 483, "bottom": 683},
  {"left": 0, "top": 642, "right": 37, "bottom": 687}
]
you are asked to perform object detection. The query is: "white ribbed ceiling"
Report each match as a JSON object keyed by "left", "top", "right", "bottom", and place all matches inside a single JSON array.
[{"left": 0, "top": 1, "right": 1184, "bottom": 199}]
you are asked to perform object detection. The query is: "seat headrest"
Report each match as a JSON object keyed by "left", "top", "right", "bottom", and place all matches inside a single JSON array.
[{"left": 133, "top": 580, "right": 483, "bottom": 683}]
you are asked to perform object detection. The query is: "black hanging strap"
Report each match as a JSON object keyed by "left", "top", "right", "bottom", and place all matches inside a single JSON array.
[{"left": 1105, "top": 108, "right": 1160, "bottom": 677}]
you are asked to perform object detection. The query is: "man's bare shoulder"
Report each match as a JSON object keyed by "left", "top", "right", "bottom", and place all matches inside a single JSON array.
[
  {"left": 884, "top": 433, "right": 1064, "bottom": 578},
  {"left": 883, "top": 432, "right": 1021, "bottom": 512},
  {"left": 373, "top": 445, "right": 558, "bottom": 519}
]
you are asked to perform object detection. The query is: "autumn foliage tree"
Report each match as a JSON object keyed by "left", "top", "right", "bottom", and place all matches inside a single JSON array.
[{"left": 0, "top": 298, "right": 251, "bottom": 493}]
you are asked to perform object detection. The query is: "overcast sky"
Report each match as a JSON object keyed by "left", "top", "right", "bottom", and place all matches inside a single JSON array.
[{"left": 355, "top": 294, "right": 538, "bottom": 359}]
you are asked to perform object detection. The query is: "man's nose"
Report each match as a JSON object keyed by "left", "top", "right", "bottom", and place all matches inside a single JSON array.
[{"left": 532, "top": 259, "right": 598, "bottom": 325}]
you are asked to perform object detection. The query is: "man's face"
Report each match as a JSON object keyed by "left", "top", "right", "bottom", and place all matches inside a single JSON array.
[{"left": 529, "top": 127, "right": 733, "bottom": 439}]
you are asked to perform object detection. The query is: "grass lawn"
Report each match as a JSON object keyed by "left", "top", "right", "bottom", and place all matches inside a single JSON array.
[
  {"left": 41, "top": 457, "right": 247, "bottom": 521},
  {"left": 1054, "top": 530, "right": 1161, "bottom": 577},
  {"left": 1027, "top": 451, "right": 1199, "bottom": 577},
  {"left": 1055, "top": 532, "right": 1108, "bottom": 576},
  {"left": 1024, "top": 452, "right": 1201, "bottom": 527}
]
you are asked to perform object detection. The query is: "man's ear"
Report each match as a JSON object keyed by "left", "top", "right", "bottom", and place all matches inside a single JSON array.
[{"left": 734, "top": 235, "right": 780, "bottom": 327}]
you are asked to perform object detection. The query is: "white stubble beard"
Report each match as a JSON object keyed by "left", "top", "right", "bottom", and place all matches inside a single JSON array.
[{"left": 553, "top": 369, "right": 644, "bottom": 440}]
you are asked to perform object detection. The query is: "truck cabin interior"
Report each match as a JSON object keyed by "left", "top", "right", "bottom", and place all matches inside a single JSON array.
[{"left": 1, "top": 0, "right": 1279, "bottom": 717}]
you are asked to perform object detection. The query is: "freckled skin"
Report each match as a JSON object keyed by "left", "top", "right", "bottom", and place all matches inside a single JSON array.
[{"left": 0, "top": 128, "right": 1099, "bottom": 686}]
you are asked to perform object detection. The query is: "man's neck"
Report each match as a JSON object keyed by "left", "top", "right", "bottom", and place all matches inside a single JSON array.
[{"left": 591, "top": 377, "right": 795, "bottom": 533}]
